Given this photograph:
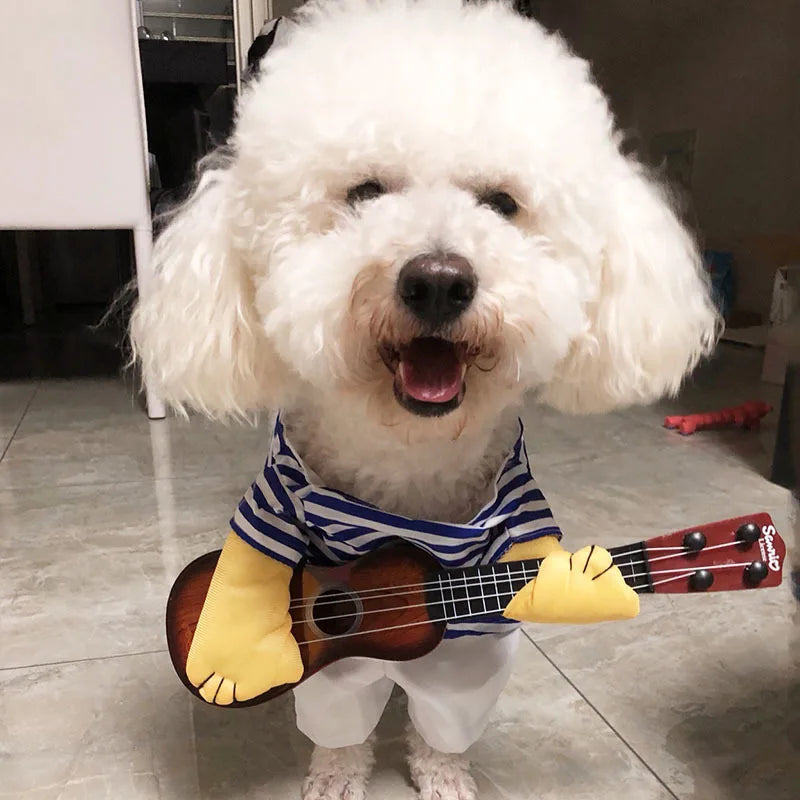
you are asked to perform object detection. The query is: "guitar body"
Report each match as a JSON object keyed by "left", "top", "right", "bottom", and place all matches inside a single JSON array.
[
  {"left": 166, "top": 513, "right": 786, "bottom": 709},
  {"left": 166, "top": 543, "right": 447, "bottom": 707}
]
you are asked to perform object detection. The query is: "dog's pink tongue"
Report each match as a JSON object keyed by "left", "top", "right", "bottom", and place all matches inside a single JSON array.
[{"left": 398, "top": 338, "right": 463, "bottom": 403}]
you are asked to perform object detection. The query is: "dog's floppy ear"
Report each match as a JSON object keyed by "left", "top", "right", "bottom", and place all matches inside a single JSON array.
[
  {"left": 541, "top": 159, "right": 720, "bottom": 414},
  {"left": 131, "top": 160, "right": 283, "bottom": 417}
]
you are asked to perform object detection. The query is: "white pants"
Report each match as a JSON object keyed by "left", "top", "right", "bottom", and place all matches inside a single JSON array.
[{"left": 293, "top": 630, "right": 520, "bottom": 754}]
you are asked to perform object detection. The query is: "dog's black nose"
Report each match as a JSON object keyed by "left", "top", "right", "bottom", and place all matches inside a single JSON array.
[{"left": 397, "top": 253, "right": 477, "bottom": 327}]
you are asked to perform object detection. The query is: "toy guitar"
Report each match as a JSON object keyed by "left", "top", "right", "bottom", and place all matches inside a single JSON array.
[{"left": 166, "top": 513, "right": 786, "bottom": 708}]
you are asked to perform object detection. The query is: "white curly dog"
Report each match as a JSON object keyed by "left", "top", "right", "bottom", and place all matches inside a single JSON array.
[{"left": 132, "top": 1, "right": 718, "bottom": 798}]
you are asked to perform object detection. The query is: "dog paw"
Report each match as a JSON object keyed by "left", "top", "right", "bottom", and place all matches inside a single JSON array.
[
  {"left": 407, "top": 728, "right": 477, "bottom": 800},
  {"left": 302, "top": 741, "right": 374, "bottom": 800},
  {"left": 301, "top": 774, "right": 367, "bottom": 800}
]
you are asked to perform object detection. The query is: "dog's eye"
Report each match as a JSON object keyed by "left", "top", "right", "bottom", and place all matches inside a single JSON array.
[
  {"left": 346, "top": 180, "right": 386, "bottom": 206},
  {"left": 481, "top": 191, "right": 519, "bottom": 219}
]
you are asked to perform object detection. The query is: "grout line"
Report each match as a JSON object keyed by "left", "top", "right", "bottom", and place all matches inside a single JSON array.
[
  {"left": 522, "top": 629, "right": 680, "bottom": 800},
  {"left": 0, "top": 647, "right": 168, "bottom": 673},
  {"left": 0, "top": 472, "right": 257, "bottom": 494},
  {"left": 0, "top": 382, "right": 40, "bottom": 464}
]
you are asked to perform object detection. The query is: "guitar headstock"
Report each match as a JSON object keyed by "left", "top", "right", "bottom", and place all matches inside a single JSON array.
[{"left": 613, "top": 513, "right": 786, "bottom": 594}]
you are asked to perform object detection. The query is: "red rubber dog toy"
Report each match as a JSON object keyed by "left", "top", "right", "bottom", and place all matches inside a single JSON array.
[{"left": 664, "top": 400, "right": 772, "bottom": 435}]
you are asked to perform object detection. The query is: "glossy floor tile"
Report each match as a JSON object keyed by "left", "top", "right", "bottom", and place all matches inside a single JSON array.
[
  {"left": 0, "top": 379, "right": 269, "bottom": 491},
  {"left": 0, "top": 476, "right": 246, "bottom": 669},
  {"left": 0, "top": 643, "right": 673, "bottom": 800},
  {"left": 0, "top": 342, "right": 796, "bottom": 799},
  {"left": 528, "top": 605, "right": 797, "bottom": 800}
]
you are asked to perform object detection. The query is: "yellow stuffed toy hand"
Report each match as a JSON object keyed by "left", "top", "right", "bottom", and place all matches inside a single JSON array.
[
  {"left": 503, "top": 544, "right": 639, "bottom": 624},
  {"left": 185, "top": 532, "right": 304, "bottom": 705}
]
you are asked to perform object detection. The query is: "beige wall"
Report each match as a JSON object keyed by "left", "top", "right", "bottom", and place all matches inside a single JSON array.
[{"left": 539, "top": 0, "right": 800, "bottom": 315}]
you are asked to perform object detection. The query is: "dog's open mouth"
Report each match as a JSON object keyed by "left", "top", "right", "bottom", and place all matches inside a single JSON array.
[{"left": 379, "top": 337, "right": 470, "bottom": 417}]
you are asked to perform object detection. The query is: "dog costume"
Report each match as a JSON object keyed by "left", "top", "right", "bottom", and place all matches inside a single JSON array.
[{"left": 185, "top": 414, "right": 639, "bottom": 748}]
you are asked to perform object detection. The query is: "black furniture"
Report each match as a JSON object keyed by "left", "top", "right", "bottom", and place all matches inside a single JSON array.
[
  {"left": 138, "top": 40, "right": 235, "bottom": 192},
  {"left": 770, "top": 361, "right": 800, "bottom": 492}
]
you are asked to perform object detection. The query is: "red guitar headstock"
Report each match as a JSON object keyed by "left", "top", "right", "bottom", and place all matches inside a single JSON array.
[{"left": 612, "top": 513, "right": 786, "bottom": 594}]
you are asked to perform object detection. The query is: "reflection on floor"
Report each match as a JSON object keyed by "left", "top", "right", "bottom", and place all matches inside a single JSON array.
[{"left": 0, "top": 305, "right": 127, "bottom": 381}]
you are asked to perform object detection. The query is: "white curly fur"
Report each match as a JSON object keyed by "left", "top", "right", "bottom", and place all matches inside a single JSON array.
[
  {"left": 406, "top": 725, "right": 478, "bottom": 800},
  {"left": 131, "top": 0, "right": 719, "bottom": 795},
  {"left": 303, "top": 738, "right": 375, "bottom": 800}
]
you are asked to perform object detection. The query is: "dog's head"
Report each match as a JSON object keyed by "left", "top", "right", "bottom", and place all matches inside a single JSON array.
[{"left": 132, "top": 0, "right": 718, "bottom": 440}]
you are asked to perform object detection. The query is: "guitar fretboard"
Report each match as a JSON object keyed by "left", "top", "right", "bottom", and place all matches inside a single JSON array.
[{"left": 426, "top": 542, "right": 652, "bottom": 622}]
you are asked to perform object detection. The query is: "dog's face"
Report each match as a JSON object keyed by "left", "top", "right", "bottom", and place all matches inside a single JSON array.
[
  {"left": 132, "top": 0, "right": 718, "bottom": 440},
  {"left": 248, "top": 146, "right": 591, "bottom": 438}
]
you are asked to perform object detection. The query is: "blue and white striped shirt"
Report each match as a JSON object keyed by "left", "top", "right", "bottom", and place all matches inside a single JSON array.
[{"left": 231, "top": 416, "right": 561, "bottom": 638}]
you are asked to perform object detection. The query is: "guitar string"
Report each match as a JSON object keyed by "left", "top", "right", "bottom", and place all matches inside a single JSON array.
[
  {"left": 645, "top": 540, "right": 746, "bottom": 563},
  {"left": 290, "top": 561, "right": 745, "bottom": 647},
  {"left": 613, "top": 540, "right": 747, "bottom": 563},
  {"left": 293, "top": 588, "right": 530, "bottom": 631},
  {"left": 298, "top": 560, "right": 759, "bottom": 627},
  {"left": 288, "top": 558, "right": 623, "bottom": 613},
  {"left": 288, "top": 540, "right": 751, "bottom": 611},
  {"left": 297, "top": 580, "right": 645, "bottom": 630},
  {"left": 287, "top": 547, "right": 648, "bottom": 611},
  {"left": 597, "top": 538, "right": 761, "bottom": 561},
  {"left": 651, "top": 571, "right": 710, "bottom": 588},
  {"left": 287, "top": 539, "right": 756, "bottom": 613},
  {"left": 287, "top": 552, "right": 754, "bottom": 615},
  {"left": 293, "top": 612, "right": 507, "bottom": 646}
]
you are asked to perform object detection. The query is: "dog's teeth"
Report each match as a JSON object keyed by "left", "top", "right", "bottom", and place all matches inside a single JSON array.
[{"left": 398, "top": 361, "right": 409, "bottom": 382}]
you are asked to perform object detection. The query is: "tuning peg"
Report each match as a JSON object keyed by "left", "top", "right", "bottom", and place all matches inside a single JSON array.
[
  {"left": 744, "top": 561, "right": 768, "bottom": 586},
  {"left": 736, "top": 522, "right": 760, "bottom": 543},
  {"left": 689, "top": 569, "right": 714, "bottom": 591},
  {"left": 683, "top": 531, "right": 706, "bottom": 551}
]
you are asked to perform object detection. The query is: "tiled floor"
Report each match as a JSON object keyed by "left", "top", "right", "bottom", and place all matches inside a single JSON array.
[{"left": 0, "top": 344, "right": 796, "bottom": 799}]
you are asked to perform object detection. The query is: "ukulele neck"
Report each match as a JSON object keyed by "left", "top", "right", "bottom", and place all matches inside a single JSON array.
[{"left": 428, "top": 542, "right": 651, "bottom": 622}]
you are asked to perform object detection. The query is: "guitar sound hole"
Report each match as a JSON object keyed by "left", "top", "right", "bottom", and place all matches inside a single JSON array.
[{"left": 312, "top": 588, "right": 361, "bottom": 637}]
